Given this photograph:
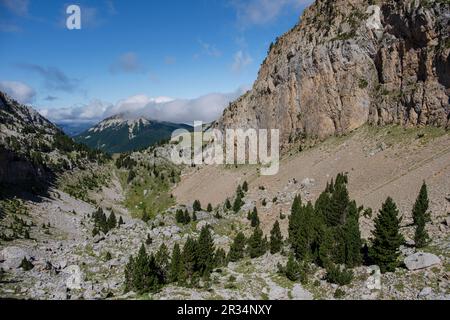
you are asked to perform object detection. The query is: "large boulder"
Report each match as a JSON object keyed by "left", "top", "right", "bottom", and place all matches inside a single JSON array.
[
  {"left": 366, "top": 265, "right": 382, "bottom": 290},
  {"left": 65, "top": 265, "right": 83, "bottom": 290},
  {"left": 0, "top": 246, "right": 30, "bottom": 269},
  {"left": 404, "top": 252, "right": 441, "bottom": 271}
]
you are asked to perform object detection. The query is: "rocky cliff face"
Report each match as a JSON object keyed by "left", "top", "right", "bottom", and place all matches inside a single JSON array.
[{"left": 217, "top": 0, "right": 450, "bottom": 148}]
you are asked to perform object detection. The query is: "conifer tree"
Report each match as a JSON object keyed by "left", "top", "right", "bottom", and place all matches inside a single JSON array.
[
  {"left": 214, "top": 248, "right": 227, "bottom": 267},
  {"left": 247, "top": 227, "right": 267, "bottom": 258},
  {"left": 197, "top": 225, "right": 215, "bottom": 276},
  {"left": 192, "top": 211, "right": 197, "bottom": 221},
  {"left": 270, "top": 220, "right": 283, "bottom": 254},
  {"left": 175, "top": 209, "right": 185, "bottom": 224},
  {"left": 242, "top": 181, "right": 248, "bottom": 192},
  {"left": 228, "top": 232, "right": 246, "bottom": 262},
  {"left": 155, "top": 243, "right": 170, "bottom": 283},
  {"left": 285, "top": 253, "right": 299, "bottom": 281},
  {"left": 184, "top": 210, "right": 191, "bottom": 224},
  {"left": 225, "top": 198, "right": 232, "bottom": 210},
  {"left": 414, "top": 214, "right": 429, "bottom": 248},
  {"left": 343, "top": 202, "right": 362, "bottom": 267},
  {"left": 369, "top": 197, "right": 405, "bottom": 273},
  {"left": 412, "top": 182, "right": 430, "bottom": 225},
  {"left": 169, "top": 243, "right": 182, "bottom": 283},
  {"left": 207, "top": 203, "right": 213, "bottom": 212},
  {"left": 118, "top": 216, "right": 124, "bottom": 226},
  {"left": 107, "top": 211, "right": 117, "bottom": 230},
  {"left": 288, "top": 195, "right": 302, "bottom": 246},
  {"left": 193, "top": 200, "right": 202, "bottom": 212},
  {"left": 250, "top": 207, "right": 260, "bottom": 227},
  {"left": 182, "top": 237, "right": 198, "bottom": 281}
]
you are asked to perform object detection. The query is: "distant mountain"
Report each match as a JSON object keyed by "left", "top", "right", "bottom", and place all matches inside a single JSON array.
[
  {"left": 74, "top": 114, "right": 192, "bottom": 154},
  {"left": 0, "top": 91, "right": 108, "bottom": 196},
  {"left": 57, "top": 122, "right": 95, "bottom": 137}
]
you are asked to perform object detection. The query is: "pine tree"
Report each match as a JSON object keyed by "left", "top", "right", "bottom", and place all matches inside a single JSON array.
[
  {"left": 182, "top": 237, "right": 198, "bottom": 281},
  {"left": 193, "top": 200, "right": 202, "bottom": 212},
  {"left": 285, "top": 253, "right": 299, "bottom": 281},
  {"left": 250, "top": 207, "right": 260, "bottom": 227},
  {"left": 228, "top": 232, "right": 246, "bottom": 262},
  {"left": 192, "top": 211, "right": 197, "bottom": 221},
  {"left": 247, "top": 227, "right": 267, "bottom": 258},
  {"left": 412, "top": 182, "right": 430, "bottom": 225},
  {"left": 414, "top": 214, "right": 429, "bottom": 248},
  {"left": 155, "top": 243, "right": 170, "bottom": 283},
  {"left": 146, "top": 234, "right": 152, "bottom": 245},
  {"left": 369, "top": 197, "right": 405, "bottom": 273},
  {"left": 270, "top": 220, "right": 283, "bottom": 254},
  {"left": 169, "top": 243, "right": 182, "bottom": 283},
  {"left": 343, "top": 201, "right": 362, "bottom": 267},
  {"left": 214, "top": 248, "right": 227, "bottom": 267},
  {"left": 184, "top": 210, "right": 191, "bottom": 224},
  {"left": 107, "top": 211, "right": 117, "bottom": 230},
  {"left": 242, "top": 181, "right": 248, "bottom": 192},
  {"left": 225, "top": 198, "right": 232, "bottom": 210},
  {"left": 288, "top": 195, "right": 302, "bottom": 246},
  {"left": 197, "top": 225, "right": 215, "bottom": 276},
  {"left": 118, "top": 216, "right": 124, "bottom": 226},
  {"left": 175, "top": 209, "right": 185, "bottom": 224},
  {"left": 207, "top": 203, "right": 213, "bottom": 212}
]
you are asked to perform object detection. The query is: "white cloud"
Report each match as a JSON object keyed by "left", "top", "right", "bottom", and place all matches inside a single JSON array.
[
  {"left": 231, "top": 0, "right": 313, "bottom": 28},
  {"left": 196, "top": 40, "right": 222, "bottom": 58},
  {"left": 232, "top": 50, "right": 253, "bottom": 73},
  {"left": 40, "top": 87, "right": 250, "bottom": 125},
  {"left": 0, "top": 81, "right": 36, "bottom": 104}
]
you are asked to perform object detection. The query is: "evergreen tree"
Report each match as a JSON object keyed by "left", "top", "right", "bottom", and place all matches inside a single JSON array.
[
  {"left": 155, "top": 243, "right": 170, "bottom": 283},
  {"left": 343, "top": 202, "right": 362, "bottom": 267},
  {"left": 182, "top": 237, "right": 198, "bottom": 281},
  {"left": 242, "top": 181, "right": 248, "bottom": 192},
  {"left": 292, "top": 202, "right": 315, "bottom": 260},
  {"left": 175, "top": 209, "right": 185, "bottom": 224},
  {"left": 197, "top": 225, "right": 215, "bottom": 276},
  {"left": 169, "top": 243, "right": 182, "bottom": 283},
  {"left": 250, "top": 207, "right": 260, "bottom": 227},
  {"left": 247, "top": 227, "right": 267, "bottom": 258},
  {"left": 118, "top": 216, "right": 124, "bottom": 226},
  {"left": 207, "top": 203, "right": 213, "bottom": 212},
  {"left": 270, "top": 220, "right": 283, "bottom": 254},
  {"left": 285, "top": 253, "right": 299, "bottom": 281},
  {"left": 192, "top": 211, "right": 197, "bottom": 221},
  {"left": 193, "top": 200, "right": 202, "bottom": 212},
  {"left": 412, "top": 182, "right": 430, "bottom": 225},
  {"left": 224, "top": 198, "right": 232, "bottom": 210},
  {"left": 184, "top": 210, "right": 191, "bottom": 224},
  {"left": 288, "top": 195, "right": 302, "bottom": 247},
  {"left": 214, "top": 248, "right": 227, "bottom": 267},
  {"left": 146, "top": 234, "right": 152, "bottom": 245},
  {"left": 414, "top": 214, "right": 429, "bottom": 248},
  {"left": 107, "top": 211, "right": 117, "bottom": 230},
  {"left": 228, "top": 232, "right": 246, "bottom": 262},
  {"left": 369, "top": 197, "right": 405, "bottom": 273}
]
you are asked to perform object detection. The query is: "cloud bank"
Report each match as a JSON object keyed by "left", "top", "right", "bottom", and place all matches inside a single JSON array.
[
  {"left": 40, "top": 86, "right": 249, "bottom": 125},
  {"left": 0, "top": 81, "right": 36, "bottom": 103}
]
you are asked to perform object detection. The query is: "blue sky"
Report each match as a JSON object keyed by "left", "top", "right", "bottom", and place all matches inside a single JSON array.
[{"left": 0, "top": 0, "right": 312, "bottom": 124}]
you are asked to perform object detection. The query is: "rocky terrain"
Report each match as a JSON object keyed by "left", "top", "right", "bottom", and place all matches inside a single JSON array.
[
  {"left": 217, "top": 0, "right": 450, "bottom": 149},
  {"left": 1, "top": 0, "right": 449, "bottom": 301}
]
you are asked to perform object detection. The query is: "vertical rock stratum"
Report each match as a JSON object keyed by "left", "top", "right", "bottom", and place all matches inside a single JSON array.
[{"left": 217, "top": 0, "right": 449, "bottom": 148}]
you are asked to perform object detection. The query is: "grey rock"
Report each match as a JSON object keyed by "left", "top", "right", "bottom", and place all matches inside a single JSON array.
[
  {"left": 0, "top": 246, "right": 30, "bottom": 269},
  {"left": 418, "top": 287, "right": 433, "bottom": 298},
  {"left": 404, "top": 252, "right": 441, "bottom": 271},
  {"left": 291, "top": 284, "right": 313, "bottom": 300},
  {"left": 65, "top": 265, "right": 83, "bottom": 290}
]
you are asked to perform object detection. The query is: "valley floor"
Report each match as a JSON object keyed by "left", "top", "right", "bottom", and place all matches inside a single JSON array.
[{"left": 0, "top": 126, "right": 449, "bottom": 300}]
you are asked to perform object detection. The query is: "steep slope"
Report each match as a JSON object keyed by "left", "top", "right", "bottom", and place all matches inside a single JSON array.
[
  {"left": 0, "top": 91, "right": 108, "bottom": 196},
  {"left": 217, "top": 0, "right": 449, "bottom": 149},
  {"left": 75, "top": 114, "right": 192, "bottom": 154}
]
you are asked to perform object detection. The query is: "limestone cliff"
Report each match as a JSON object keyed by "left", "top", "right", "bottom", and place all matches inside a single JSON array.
[{"left": 217, "top": 0, "right": 450, "bottom": 148}]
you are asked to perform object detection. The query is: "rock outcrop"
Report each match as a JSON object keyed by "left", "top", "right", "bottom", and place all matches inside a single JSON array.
[{"left": 217, "top": 0, "right": 450, "bottom": 149}]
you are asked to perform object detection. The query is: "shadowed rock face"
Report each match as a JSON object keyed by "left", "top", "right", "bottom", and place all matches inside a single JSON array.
[{"left": 217, "top": 0, "right": 450, "bottom": 149}]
